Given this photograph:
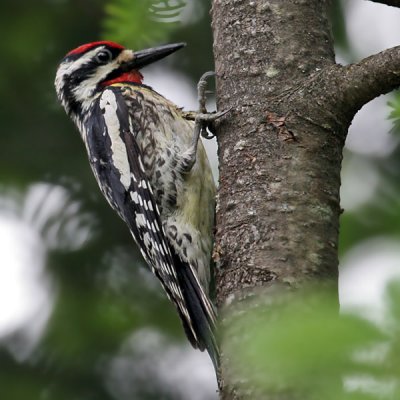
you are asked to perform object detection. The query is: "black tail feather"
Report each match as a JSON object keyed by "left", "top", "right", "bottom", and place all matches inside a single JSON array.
[{"left": 171, "top": 250, "right": 220, "bottom": 370}]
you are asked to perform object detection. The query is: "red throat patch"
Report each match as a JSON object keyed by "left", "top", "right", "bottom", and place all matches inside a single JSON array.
[{"left": 101, "top": 71, "right": 144, "bottom": 86}]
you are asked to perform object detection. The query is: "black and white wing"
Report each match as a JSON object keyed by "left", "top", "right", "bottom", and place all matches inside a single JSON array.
[{"left": 84, "top": 86, "right": 218, "bottom": 365}]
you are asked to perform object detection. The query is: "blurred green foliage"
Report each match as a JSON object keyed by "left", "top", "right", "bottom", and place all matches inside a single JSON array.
[
  {"left": 389, "top": 91, "right": 400, "bottom": 133},
  {"left": 339, "top": 90, "right": 400, "bottom": 254},
  {"left": 0, "top": 0, "right": 400, "bottom": 399},
  {"left": 0, "top": 0, "right": 214, "bottom": 399},
  {"left": 226, "top": 283, "right": 400, "bottom": 399},
  {"left": 103, "top": 0, "right": 183, "bottom": 48}
]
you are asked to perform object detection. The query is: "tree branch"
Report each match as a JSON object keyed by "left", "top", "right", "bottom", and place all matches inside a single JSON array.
[
  {"left": 338, "top": 45, "right": 400, "bottom": 114},
  {"left": 367, "top": 0, "right": 400, "bottom": 7}
]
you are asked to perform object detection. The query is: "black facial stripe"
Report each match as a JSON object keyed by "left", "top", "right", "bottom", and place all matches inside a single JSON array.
[
  {"left": 62, "top": 45, "right": 122, "bottom": 63},
  {"left": 68, "top": 60, "right": 99, "bottom": 86},
  {"left": 100, "top": 67, "right": 125, "bottom": 83},
  {"left": 60, "top": 61, "right": 102, "bottom": 116},
  {"left": 62, "top": 45, "right": 124, "bottom": 91},
  {"left": 58, "top": 45, "right": 124, "bottom": 116},
  {"left": 62, "top": 80, "right": 82, "bottom": 115}
]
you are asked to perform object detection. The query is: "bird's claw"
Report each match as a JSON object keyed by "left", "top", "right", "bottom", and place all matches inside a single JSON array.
[
  {"left": 196, "top": 72, "right": 230, "bottom": 139},
  {"left": 197, "top": 71, "right": 215, "bottom": 114}
]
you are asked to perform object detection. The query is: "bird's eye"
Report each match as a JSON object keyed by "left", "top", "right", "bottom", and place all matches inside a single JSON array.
[{"left": 96, "top": 49, "right": 113, "bottom": 64}]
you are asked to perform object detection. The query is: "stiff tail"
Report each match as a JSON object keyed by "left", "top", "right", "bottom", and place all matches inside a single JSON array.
[{"left": 172, "top": 250, "right": 220, "bottom": 370}]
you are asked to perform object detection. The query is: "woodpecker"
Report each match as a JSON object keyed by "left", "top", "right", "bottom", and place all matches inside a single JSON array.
[{"left": 55, "top": 41, "right": 219, "bottom": 367}]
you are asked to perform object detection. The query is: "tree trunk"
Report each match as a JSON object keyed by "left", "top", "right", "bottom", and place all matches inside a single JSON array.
[{"left": 211, "top": 0, "right": 400, "bottom": 398}]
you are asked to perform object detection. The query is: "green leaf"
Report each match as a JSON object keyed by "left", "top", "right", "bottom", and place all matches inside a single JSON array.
[
  {"left": 388, "top": 91, "right": 400, "bottom": 134},
  {"left": 224, "top": 286, "right": 389, "bottom": 399},
  {"left": 102, "top": 0, "right": 185, "bottom": 49}
]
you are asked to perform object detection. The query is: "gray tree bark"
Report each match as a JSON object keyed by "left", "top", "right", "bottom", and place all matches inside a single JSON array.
[{"left": 210, "top": 0, "right": 400, "bottom": 398}]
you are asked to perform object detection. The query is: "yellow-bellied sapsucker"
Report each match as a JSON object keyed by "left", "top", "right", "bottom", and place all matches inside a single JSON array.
[{"left": 55, "top": 41, "right": 219, "bottom": 367}]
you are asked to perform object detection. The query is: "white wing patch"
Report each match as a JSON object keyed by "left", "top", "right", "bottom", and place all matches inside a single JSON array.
[{"left": 99, "top": 90, "right": 131, "bottom": 190}]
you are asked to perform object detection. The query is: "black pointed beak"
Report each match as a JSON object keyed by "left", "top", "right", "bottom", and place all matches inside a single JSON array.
[{"left": 125, "top": 42, "right": 186, "bottom": 70}]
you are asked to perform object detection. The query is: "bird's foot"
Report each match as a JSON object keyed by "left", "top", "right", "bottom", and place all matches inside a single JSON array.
[{"left": 196, "top": 71, "right": 229, "bottom": 139}]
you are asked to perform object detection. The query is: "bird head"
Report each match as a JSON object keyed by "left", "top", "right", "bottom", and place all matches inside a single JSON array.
[{"left": 55, "top": 41, "right": 185, "bottom": 118}]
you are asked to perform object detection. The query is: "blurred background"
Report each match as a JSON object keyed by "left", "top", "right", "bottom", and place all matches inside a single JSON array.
[{"left": 0, "top": 0, "right": 399, "bottom": 399}]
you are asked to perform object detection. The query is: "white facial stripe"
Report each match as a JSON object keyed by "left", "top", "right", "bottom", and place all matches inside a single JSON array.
[
  {"left": 55, "top": 47, "right": 101, "bottom": 94},
  {"left": 65, "top": 47, "right": 103, "bottom": 74},
  {"left": 72, "top": 61, "right": 119, "bottom": 105},
  {"left": 55, "top": 46, "right": 121, "bottom": 112}
]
